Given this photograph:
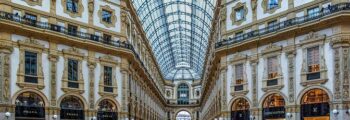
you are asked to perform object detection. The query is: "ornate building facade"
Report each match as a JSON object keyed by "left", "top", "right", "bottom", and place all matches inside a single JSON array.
[{"left": 0, "top": 0, "right": 349, "bottom": 120}]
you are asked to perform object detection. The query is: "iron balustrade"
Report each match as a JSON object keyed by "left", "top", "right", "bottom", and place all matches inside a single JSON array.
[
  {"left": 0, "top": 10, "right": 165, "bottom": 94},
  {"left": 215, "top": 3, "right": 350, "bottom": 49}
]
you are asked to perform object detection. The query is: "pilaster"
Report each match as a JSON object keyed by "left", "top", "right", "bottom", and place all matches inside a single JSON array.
[
  {"left": 250, "top": 54, "right": 258, "bottom": 107},
  {"left": 88, "top": 51, "right": 96, "bottom": 109},
  {"left": 48, "top": 42, "right": 59, "bottom": 106},
  {"left": 285, "top": 45, "right": 296, "bottom": 103}
]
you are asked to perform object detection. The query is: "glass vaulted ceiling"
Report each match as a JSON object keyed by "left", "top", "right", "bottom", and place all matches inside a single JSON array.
[{"left": 132, "top": 0, "right": 216, "bottom": 80}]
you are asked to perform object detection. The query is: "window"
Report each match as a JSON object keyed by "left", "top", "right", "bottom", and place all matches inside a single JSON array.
[
  {"left": 68, "top": 24, "right": 77, "bottom": 36},
  {"left": 235, "top": 64, "right": 243, "bottom": 84},
  {"left": 103, "top": 66, "right": 113, "bottom": 92},
  {"left": 66, "top": 0, "right": 78, "bottom": 13},
  {"left": 235, "top": 7, "right": 245, "bottom": 21},
  {"left": 267, "top": 56, "right": 278, "bottom": 79},
  {"left": 102, "top": 10, "right": 112, "bottom": 23},
  {"left": 267, "top": 0, "right": 279, "bottom": 10},
  {"left": 177, "top": 83, "right": 189, "bottom": 104},
  {"left": 68, "top": 59, "right": 79, "bottom": 88},
  {"left": 307, "top": 7, "right": 320, "bottom": 18},
  {"left": 235, "top": 64, "right": 244, "bottom": 91},
  {"left": 307, "top": 46, "right": 320, "bottom": 80},
  {"left": 103, "top": 34, "right": 112, "bottom": 44},
  {"left": 24, "top": 51, "right": 38, "bottom": 83}
]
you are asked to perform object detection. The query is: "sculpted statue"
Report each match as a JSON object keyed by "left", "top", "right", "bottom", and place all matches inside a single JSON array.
[
  {"left": 251, "top": 0, "right": 257, "bottom": 10},
  {"left": 88, "top": 0, "right": 94, "bottom": 14}
]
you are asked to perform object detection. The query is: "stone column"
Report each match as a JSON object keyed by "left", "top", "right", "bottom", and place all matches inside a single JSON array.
[
  {"left": 331, "top": 37, "right": 350, "bottom": 120},
  {"left": 0, "top": 44, "right": 13, "bottom": 119}
]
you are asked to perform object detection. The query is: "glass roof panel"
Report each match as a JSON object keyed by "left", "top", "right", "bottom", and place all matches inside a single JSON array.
[{"left": 132, "top": 0, "right": 216, "bottom": 80}]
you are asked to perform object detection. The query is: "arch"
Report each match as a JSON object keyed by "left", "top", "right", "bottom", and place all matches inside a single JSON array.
[
  {"left": 176, "top": 110, "right": 192, "bottom": 120},
  {"left": 60, "top": 95, "right": 84, "bottom": 109},
  {"left": 12, "top": 89, "right": 49, "bottom": 107},
  {"left": 260, "top": 92, "right": 286, "bottom": 120},
  {"left": 95, "top": 97, "right": 121, "bottom": 112},
  {"left": 231, "top": 98, "right": 250, "bottom": 111},
  {"left": 57, "top": 93, "right": 88, "bottom": 110},
  {"left": 227, "top": 96, "right": 253, "bottom": 111},
  {"left": 14, "top": 90, "right": 46, "bottom": 119},
  {"left": 96, "top": 98, "right": 119, "bottom": 120},
  {"left": 299, "top": 88, "right": 330, "bottom": 120},
  {"left": 296, "top": 85, "right": 333, "bottom": 105},
  {"left": 58, "top": 94, "right": 87, "bottom": 120},
  {"left": 230, "top": 97, "right": 251, "bottom": 120},
  {"left": 258, "top": 91, "right": 288, "bottom": 107}
]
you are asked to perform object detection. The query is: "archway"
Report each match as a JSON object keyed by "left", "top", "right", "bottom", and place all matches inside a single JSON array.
[
  {"left": 300, "top": 88, "right": 330, "bottom": 120},
  {"left": 15, "top": 92, "right": 45, "bottom": 119},
  {"left": 60, "top": 95, "right": 84, "bottom": 120},
  {"left": 176, "top": 111, "right": 191, "bottom": 120},
  {"left": 231, "top": 98, "right": 250, "bottom": 120},
  {"left": 177, "top": 83, "right": 189, "bottom": 104},
  {"left": 262, "top": 93, "right": 285, "bottom": 120},
  {"left": 97, "top": 99, "right": 118, "bottom": 120}
]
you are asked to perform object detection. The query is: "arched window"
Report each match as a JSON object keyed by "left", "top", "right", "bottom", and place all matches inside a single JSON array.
[
  {"left": 97, "top": 99, "right": 118, "bottom": 120},
  {"left": 177, "top": 83, "right": 189, "bottom": 104},
  {"left": 262, "top": 93, "right": 285, "bottom": 120},
  {"left": 176, "top": 111, "right": 191, "bottom": 120},
  {"left": 231, "top": 98, "right": 250, "bottom": 120},
  {"left": 15, "top": 92, "right": 45, "bottom": 119},
  {"left": 60, "top": 96, "right": 84, "bottom": 120},
  {"left": 301, "top": 89, "right": 330, "bottom": 120}
]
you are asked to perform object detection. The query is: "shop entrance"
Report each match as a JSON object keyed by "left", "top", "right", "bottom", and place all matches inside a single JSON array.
[
  {"left": 300, "top": 89, "right": 330, "bottom": 120},
  {"left": 231, "top": 98, "right": 250, "bottom": 120},
  {"left": 262, "top": 93, "right": 285, "bottom": 120}
]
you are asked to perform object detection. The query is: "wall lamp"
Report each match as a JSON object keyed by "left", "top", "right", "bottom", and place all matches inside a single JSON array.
[
  {"left": 52, "top": 115, "right": 57, "bottom": 120},
  {"left": 4, "top": 112, "right": 10, "bottom": 119},
  {"left": 249, "top": 115, "right": 255, "bottom": 120},
  {"left": 333, "top": 109, "right": 339, "bottom": 115}
]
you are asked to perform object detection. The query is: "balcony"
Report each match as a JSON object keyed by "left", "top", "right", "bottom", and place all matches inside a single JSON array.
[{"left": 215, "top": 3, "right": 350, "bottom": 49}]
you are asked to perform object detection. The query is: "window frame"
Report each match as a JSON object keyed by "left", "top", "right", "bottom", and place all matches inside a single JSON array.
[
  {"left": 298, "top": 32, "right": 328, "bottom": 86},
  {"left": 17, "top": 37, "right": 45, "bottom": 89},
  {"left": 62, "top": 0, "right": 84, "bottom": 18},
  {"left": 99, "top": 55, "right": 119, "bottom": 96},
  {"left": 261, "top": 44, "right": 284, "bottom": 91},
  {"left": 62, "top": 47, "right": 85, "bottom": 94},
  {"left": 230, "top": 53, "right": 249, "bottom": 95},
  {"left": 230, "top": 2, "right": 247, "bottom": 26},
  {"left": 98, "top": 5, "right": 117, "bottom": 28}
]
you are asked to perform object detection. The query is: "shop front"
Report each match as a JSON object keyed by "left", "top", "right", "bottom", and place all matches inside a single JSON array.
[
  {"left": 60, "top": 96, "right": 85, "bottom": 120},
  {"left": 300, "top": 89, "right": 330, "bottom": 120},
  {"left": 15, "top": 92, "right": 45, "bottom": 120},
  {"left": 97, "top": 99, "right": 118, "bottom": 120},
  {"left": 262, "top": 93, "right": 285, "bottom": 120},
  {"left": 231, "top": 98, "right": 250, "bottom": 120}
]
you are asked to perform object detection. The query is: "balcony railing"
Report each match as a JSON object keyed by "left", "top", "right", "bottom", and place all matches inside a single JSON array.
[
  {"left": 215, "top": 3, "right": 350, "bottom": 49},
  {"left": 0, "top": 10, "right": 165, "bottom": 94}
]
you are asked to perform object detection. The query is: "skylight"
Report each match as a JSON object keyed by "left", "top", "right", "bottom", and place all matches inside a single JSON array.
[{"left": 131, "top": 0, "right": 217, "bottom": 80}]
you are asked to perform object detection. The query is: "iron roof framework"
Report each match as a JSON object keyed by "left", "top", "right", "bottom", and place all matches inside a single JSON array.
[{"left": 132, "top": 0, "right": 216, "bottom": 80}]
